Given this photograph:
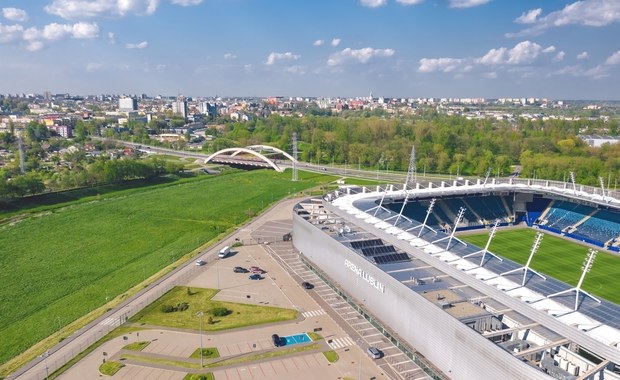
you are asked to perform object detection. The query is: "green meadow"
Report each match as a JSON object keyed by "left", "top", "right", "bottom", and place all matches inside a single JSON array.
[{"left": 0, "top": 169, "right": 332, "bottom": 368}]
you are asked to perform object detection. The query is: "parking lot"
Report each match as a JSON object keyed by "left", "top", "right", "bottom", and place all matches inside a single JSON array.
[{"left": 59, "top": 198, "right": 391, "bottom": 380}]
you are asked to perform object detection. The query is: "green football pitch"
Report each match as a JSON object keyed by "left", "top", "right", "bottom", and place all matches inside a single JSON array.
[{"left": 459, "top": 228, "right": 620, "bottom": 305}]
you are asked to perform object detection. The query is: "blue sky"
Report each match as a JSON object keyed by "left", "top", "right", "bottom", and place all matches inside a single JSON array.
[{"left": 0, "top": 0, "right": 619, "bottom": 99}]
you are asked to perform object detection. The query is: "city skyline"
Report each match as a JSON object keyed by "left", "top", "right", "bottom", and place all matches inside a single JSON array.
[{"left": 0, "top": 0, "right": 619, "bottom": 99}]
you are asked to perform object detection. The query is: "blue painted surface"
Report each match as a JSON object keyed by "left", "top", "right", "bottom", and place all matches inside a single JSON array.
[{"left": 281, "top": 333, "right": 311, "bottom": 346}]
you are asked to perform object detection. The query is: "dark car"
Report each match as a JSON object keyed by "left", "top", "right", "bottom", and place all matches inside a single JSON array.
[
  {"left": 272, "top": 334, "right": 282, "bottom": 347},
  {"left": 233, "top": 266, "right": 248, "bottom": 273},
  {"left": 249, "top": 273, "right": 262, "bottom": 280},
  {"left": 301, "top": 281, "right": 314, "bottom": 289}
]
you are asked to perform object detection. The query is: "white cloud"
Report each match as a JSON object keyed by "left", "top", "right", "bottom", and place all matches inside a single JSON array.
[
  {"left": 285, "top": 65, "right": 305, "bottom": 74},
  {"left": 515, "top": 8, "right": 542, "bottom": 24},
  {"left": 606, "top": 50, "right": 620, "bottom": 65},
  {"left": 508, "top": 0, "right": 620, "bottom": 37},
  {"left": 478, "top": 41, "right": 544, "bottom": 66},
  {"left": 265, "top": 52, "right": 300, "bottom": 65},
  {"left": 478, "top": 47, "right": 506, "bottom": 65},
  {"left": 506, "top": 41, "right": 543, "bottom": 64},
  {"left": 45, "top": 0, "right": 159, "bottom": 19},
  {"left": 2, "top": 7, "right": 28, "bottom": 22},
  {"left": 224, "top": 53, "right": 236, "bottom": 59},
  {"left": 107, "top": 31, "right": 116, "bottom": 44},
  {"left": 328, "top": 47, "right": 395, "bottom": 66},
  {"left": 125, "top": 41, "right": 148, "bottom": 49},
  {"left": 26, "top": 41, "right": 44, "bottom": 51},
  {"left": 23, "top": 22, "right": 99, "bottom": 42},
  {"left": 418, "top": 58, "right": 464, "bottom": 73},
  {"left": 331, "top": 38, "right": 341, "bottom": 47},
  {"left": 360, "top": 0, "right": 387, "bottom": 8},
  {"left": 313, "top": 39, "right": 324, "bottom": 46},
  {"left": 553, "top": 51, "right": 566, "bottom": 62},
  {"left": 170, "top": 0, "right": 203, "bottom": 5},
  {"left": 395, "top": 0, "right": 425, "bottom": 5},
  {"left": 483, "top": 71, "right": 497, "bottom": 79},
  {"left": 577, "top": 51, "right": 589, "bottom": 60},
  {"left": 448, "top": 0, "right": 491, "bottom": 9},
  {"left": 0, "top": 23, "right": 24, "bottom": 43}
]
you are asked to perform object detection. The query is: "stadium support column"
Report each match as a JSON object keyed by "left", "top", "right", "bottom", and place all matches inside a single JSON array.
[
  {"left": 407, "top": 198, "right": 438, "bottom": 237},
  {"left": 432, "top": 207, "right": 468, "bottom": 250},
  {"left": 547, "top": 248, "right": 601, "bottom": 311},
  {"left": 500, "top": 231, "right": 546, "bottom": 286},
  {"left": 365, "top": 185, "right": 391, "bottom": 217},
  {"left": 461, "top": 219, "right": 504, "bottom": 265},
  {"left": 385, "top": 190, "right": 414, "bottom": 226}
]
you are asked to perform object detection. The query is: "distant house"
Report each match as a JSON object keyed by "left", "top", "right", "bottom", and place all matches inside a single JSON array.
[{"left": 579, "top": 135, "right": 620, "bottom": 147}]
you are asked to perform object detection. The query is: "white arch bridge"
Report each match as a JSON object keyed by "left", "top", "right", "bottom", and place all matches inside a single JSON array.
[{"left": 205, "top": 145, "right": 297, "bottom": 172}]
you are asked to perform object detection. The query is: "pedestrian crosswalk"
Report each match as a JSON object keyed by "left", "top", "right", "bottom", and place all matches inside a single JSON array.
[
  {"left": 327, "top": 337, "right": 355, "bottom": 350},
  {"left": 302, "top": 309, "right": 326, "bottom": 318},
  {"left": 99, "top": 317, "right": 120, "bottom": 327}
]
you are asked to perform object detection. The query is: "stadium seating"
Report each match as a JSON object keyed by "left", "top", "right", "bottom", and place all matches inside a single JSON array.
[
  {"left": 543, "top": 200, "right": 594, "bottom": 231},
  {"left": 573, "top": 209, "right": 620, "bottom": 245}
]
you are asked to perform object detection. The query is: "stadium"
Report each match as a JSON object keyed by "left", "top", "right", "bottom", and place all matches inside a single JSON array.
[{"left": 292, "top": 176, "right": 620, "bottom": 380}]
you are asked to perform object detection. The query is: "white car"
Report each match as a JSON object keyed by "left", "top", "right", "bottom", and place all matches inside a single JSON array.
[{"left": 195, "top": 260, "right": 206, "bottom": 266}]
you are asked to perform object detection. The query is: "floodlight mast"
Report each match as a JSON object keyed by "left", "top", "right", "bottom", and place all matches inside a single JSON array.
[
  {"left": 406, "top": 198, "right": 437, "bottom": 236},
  {"left": 461, "top": 219, "right": 503, "bottom": 265},
  {"left": 432, "top": 207, "right": 468, "bottom": 250},
  {"left": 500, "top": 231, "right": 546, "bottom": 286},
  {"left": 547, "top": 248, "right": 601, "bottom": 311},
  {"left": 570, "top": 171, "right": 577, "bottom": 195}
]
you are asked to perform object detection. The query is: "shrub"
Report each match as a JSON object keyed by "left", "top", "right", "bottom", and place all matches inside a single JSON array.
[
  {"left": 160, "top": 304, "right": 174, "bottom": 313},
  {"left": 177, "top": 302, "right": 189, "bottom": 311},
  {"left": 210, "top": 307, "right": 231, "bottom": 317}
]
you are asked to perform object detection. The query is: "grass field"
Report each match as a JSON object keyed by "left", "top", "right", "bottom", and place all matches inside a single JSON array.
[
  {"left": 130, "top": 287, "right": 298, "bottom": 330},
  {"left": 460, "top": 228, "right": 620, "bottom": 305},
  {"left": 0, "top": 169, "right": 333, "bottom": 369}
]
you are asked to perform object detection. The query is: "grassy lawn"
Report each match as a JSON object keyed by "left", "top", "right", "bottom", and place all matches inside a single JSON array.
[
  {"left": 99, "top": 361, "right": 124, "bottom": 376},
  {"left": 123, "top": 341, "right": 151, "bottom": 351},
  {"left": 189, "top": 348, "right": 219, "bottom": 359},
  {"left": 460, "top": 228, "right": 620, "bottom": 305},
  {"left": 307, "top": 332, "right": 323, "bottom": 341},
  {"left": 130, "top": 287, "right": 298, "bottom": 330},
  {"left": 322, "top": 350, "right": 339, "bottom": 363},
  {"left": 0, "top": 169, "right": 334, "bottom": 374},
  {"left": 183, "top": 374, "right": 214, "bottom": 380}
]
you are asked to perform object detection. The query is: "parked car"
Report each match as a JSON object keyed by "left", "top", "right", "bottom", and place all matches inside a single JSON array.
[
  {"left": 367, "top": 347, "right": 382, "bottom": 359},
  {"left": 249, "top": 266, "right": 265, "bottom": 274},
  {"left": 301, "top": 281, "right": 314, "bottom": 289},
  {"left": 195, "top": 260, "right": 206, "bottom": 266},
  {"left": 249, "top": 273, "right": 262, "bottom": 280},
  {"left": 272, "top": 334, "right": 282, "bottom": 347},
  {"left": 233, "top": 266, "right": 248, "bottom": 273}
]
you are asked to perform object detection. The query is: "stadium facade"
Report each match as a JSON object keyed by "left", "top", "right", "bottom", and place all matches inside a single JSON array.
[{"left": 292, "top": 177, "right": 620, "bottom": 380}]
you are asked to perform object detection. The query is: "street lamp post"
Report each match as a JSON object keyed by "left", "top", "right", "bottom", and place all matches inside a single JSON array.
[
  {"left": 40, "top": 350, "right": 50, "bottom": 379},
  {"left": 196, "top": 311, "right": 204, "bottom": 367}
]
